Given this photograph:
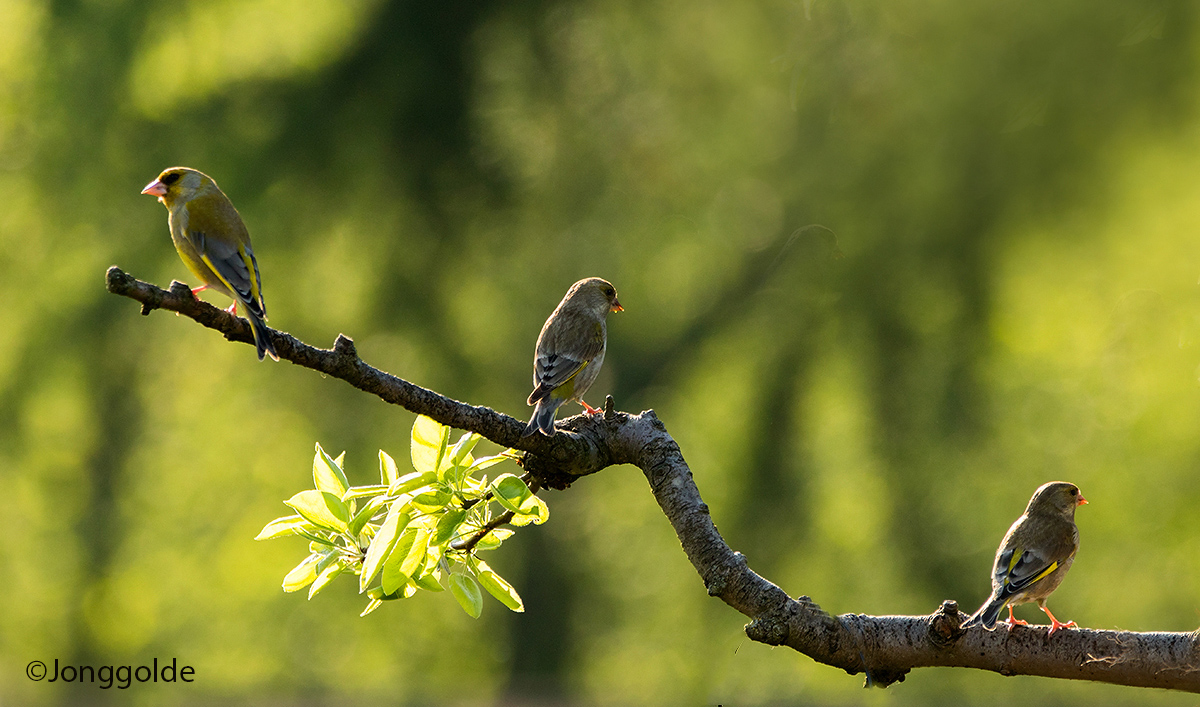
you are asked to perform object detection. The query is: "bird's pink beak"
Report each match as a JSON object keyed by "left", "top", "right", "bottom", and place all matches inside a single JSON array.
[
  {"left": 141, "top": 179, "right": 167, "bottom": 197},
  {"left": 1077, "top": 495, "right": 1088, "bottom": 506},
  {"left": 611, "top": 299, "right": 623, "bottom": 312}
]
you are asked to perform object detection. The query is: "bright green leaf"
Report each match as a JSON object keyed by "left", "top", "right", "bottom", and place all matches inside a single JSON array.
[
  {"left": 443, "top": 432, "right": 482, "bottom": 481},
  {"left": 448, "top": 431, "right": 481, "bottom": 466},
  {"left": 510, "top": 497, "right": 550, "bottom": 527},
  {"left": 255, "top": 514, "right": 318, "bottom": 541},
  {"left": 360, "top": 598, "right": 383, "bottom": 617},
  {"left": 411, "top": 549, "right": 444, "bottom": 592},
  {"left": 379, "top": 450, "right": 400, "bottom": 485},
  {"left": 411, "top": 490, "right": 452, "bottom": 513},
  {"left": 381, "top": 526, "right": 428, "bottom": 593},
  {"left": 412, "top": 569, "right": 443, "bottom": 592},
  {"left": 389, "top": 470, "right": 437, "bottom": 497},
  {"left": 468, "top": 454, "right": 509, "bottom": 473},
  {"left": 400, "top": 528, "right": 430, "bottom": 577},
  {"left": 285, "top": 490, "right": 350, "bottom": 532},
  {"left": 308, "top": 558, "right": 346, "bottom": 599},
  {"left": 433, "top": 508, "right": 467, "bottom": 545},
  {"left": 366, "top": 585, "right": 407, "bottom": 601},
  {"left": 411, "top": 416, "right": 449, "bottom": 474},
  {"left": 381, "top": 552, "right": 407, "bottom": 595},
  {"left": 359, "top": 503, "right": 412, "bottom": 592},
  {"left": 313, "top": 443, "right": 350, "bottom": 496},
  {"left": 282, "top": 553, "right": 323, "bottom": 593},
  {"left": 450, "top": 573, "right": 483, "bottom": 618},
  {"left": 343, "top": 484, "right": 389, "bottom": 500},
  {"left": 530, "top": 496, "right": 550, "bottom": 523},
  {"left": 458, "top": 475, "right": 486, "bottom": 497},
  {"left": 491, "top": 474, "right": 538, "bottom": 515},
  {"left": 347, "top": 495, "right": 389, "bottom": 538},
  {"left": 474, "top": 560, "right": 524, "bottom": 612},
  {"left": 298, "top": 531, "right": 335, "bottom": 547},
  {"left": 473, "top": 528, "right": 515, "bottom": 551},
  {"left": 380, "top": 529, "right": 415, "bottom": 593},
  {"left": 448, "top": 429, "right": 480, "bottom": 463},
  {"left": 383, "top": 528, "right": 430, "bottom": 588}
]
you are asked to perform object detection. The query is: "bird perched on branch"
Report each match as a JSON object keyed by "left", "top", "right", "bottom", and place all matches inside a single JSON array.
[
  {"left": 524, "top": 277, "right": 623, "bottom": 437},
  {"left": 963, "top": 481, "right": 1087, "bottom": 635},
  {"left": 142, "top": 167, "right": 278, "bottom": 361}
]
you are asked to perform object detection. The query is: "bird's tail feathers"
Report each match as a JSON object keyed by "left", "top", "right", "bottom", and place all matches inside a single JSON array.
[
  {"left": 523, "top": 399, "right": 561, "bottom": 437},
  {"left": 962, "top": 597, "right": 1008, "bottom": 630},
  {"left": 246, "top": 311, "right": 279, "bottom": 362}
]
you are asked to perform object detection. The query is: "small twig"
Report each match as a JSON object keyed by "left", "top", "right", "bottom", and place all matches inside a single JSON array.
[{"left": 452, "top": 479, "right": 541, "bottom": 552}]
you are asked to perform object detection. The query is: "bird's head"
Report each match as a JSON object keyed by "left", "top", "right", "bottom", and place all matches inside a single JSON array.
[
  {"left": 1027, "top": 481, "right": 1087, "bottom": 518},
  {"left": 567, "top": 277, "right": 623, "bottom": 316},
  {"left": 141, "top": 167, "right": 215, "bottom": 208}
]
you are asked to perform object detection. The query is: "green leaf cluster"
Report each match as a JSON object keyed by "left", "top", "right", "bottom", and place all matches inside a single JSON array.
[{"left": 256, "top": 416, "right": 547, "bottom": 618}]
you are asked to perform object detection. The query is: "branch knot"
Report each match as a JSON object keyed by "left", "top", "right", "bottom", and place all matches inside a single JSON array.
[{"left": 927, "top": 599, "right": 966, "bottom": 648}]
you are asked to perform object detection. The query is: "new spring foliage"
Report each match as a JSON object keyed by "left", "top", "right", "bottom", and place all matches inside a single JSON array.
[{"left": 256, "top": 416, "right": 548, "bottom": 618}]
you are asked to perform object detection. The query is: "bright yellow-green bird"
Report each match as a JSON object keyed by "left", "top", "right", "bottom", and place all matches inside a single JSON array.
[
  {"left": 142, "top": 167, "right": 278, "bottom": 361},
  {"left": 963, "top": 481, "right": 1087, "bottom": 635},
  {"left": 523, "top": 278, "right": 623, "bottom": 437}
]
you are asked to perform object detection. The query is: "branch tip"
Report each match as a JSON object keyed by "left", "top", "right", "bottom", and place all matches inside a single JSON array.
[{"left": 104, "top": 265, "right": 126, "bottom": 292}]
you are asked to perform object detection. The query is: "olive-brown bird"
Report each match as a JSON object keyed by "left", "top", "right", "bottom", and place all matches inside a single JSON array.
[
  {"left": 962, "top": 481, "right": 1087, "bottom": 635},
  {"left": 142, "top": 167, "right": 278, "bottom": 361},
  {"left": 523, "top": 278, "right": 623, "bottom": 437}
]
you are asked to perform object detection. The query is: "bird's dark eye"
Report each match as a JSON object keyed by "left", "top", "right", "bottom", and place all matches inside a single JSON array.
[
  {"left": 604, "top": 287, "right": 615, "bottom": 297},
  {"left": 162, "top": 172, "right": 180, "bottom": 186},
  {"left": 1069, "top": 488, "right": 1077, "bottom": 496}
]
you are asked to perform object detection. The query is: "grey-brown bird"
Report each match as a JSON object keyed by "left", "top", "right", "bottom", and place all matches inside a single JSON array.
[
  {"left": 142, "top": 167, "right": 278, "bottom": 361},
  {"left": 962, "top": 481, "right": 1087, "bottom": 634},
  {"left": 523, "top": 278, "right": 623, "bottom": 437}
]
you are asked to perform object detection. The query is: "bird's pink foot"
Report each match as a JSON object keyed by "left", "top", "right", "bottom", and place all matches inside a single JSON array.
[
  {"left": 1046, "top": 619, "right": 1077, "bottom": 636},
  {"left": 1003, "top": 606, "right": 1028, "bottom": 631},
  {"left": 1041, "top": 606, "right": 1077, "bottom": 635},
  {"left": 191, "top": 284, "right": 208, "bottom": 296},
  {"left": 579, "top": 399, "right": 602, "bottom": 415},
  {"left": 224, "top": 302, "right": 238, "bottom": 315}
]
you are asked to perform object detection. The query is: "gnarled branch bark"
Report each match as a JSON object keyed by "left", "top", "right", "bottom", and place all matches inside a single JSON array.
[{"left": 105, "top": 266, "right": 1200, "bottom": 692}]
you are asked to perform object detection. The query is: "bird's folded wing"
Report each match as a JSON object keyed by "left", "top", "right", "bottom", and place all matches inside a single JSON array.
[
  {"left": 528, "top": 323, "right": 605, "bottom": 403},
  {"left": 528, "top": 352, "right": 589, "bottom": 404},
  {"left": 994, "top": 546, "right": 1058, "bottom": 598},
  {"left": 193, "top": 231, "right": 265, "bottom": 318}
]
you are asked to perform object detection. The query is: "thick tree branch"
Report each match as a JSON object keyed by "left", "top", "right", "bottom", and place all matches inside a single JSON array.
[{"left": 106, "top": 266, "right": 1200, "bottom": 692}]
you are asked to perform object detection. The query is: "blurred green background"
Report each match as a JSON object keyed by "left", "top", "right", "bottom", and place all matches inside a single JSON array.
[{"left": 3, "top": 0, "right": 1200, "bottom": 704}]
